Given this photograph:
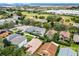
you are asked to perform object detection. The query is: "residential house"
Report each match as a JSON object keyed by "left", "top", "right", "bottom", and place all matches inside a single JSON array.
[
  {"left": 0, "top": 30, "right": 11, "bottom": 38},
  {"left": 58, "top": 47, "right": 77, "bottom": 56},
  {"left": 73, "top": 23, "right": 79, "bottom": 28},
  {"left": 6, "top": 34, "right": 27, "bottom": 48},
  {"left": 73, "top": 34, "right": 79, "bottom": 43},
  {"left": 60, "top": 31, "right": 71, "bottom": 40},
  {"left": 37, "top": 42, "right": 59, "bottom": 56},
  {"left": 46, "top": 29, "right": 57, "bottom": 39},
  {"left": 24, "top": 38, "right": 43, "bottom": 54},
  {"left": 25, "top": 26, "right": 46, "bottom": 36},
  {"left": 16, "top": 26, "right": 46, "bottom": 36},
  {"left": 12, "top": 14, "right": 20, "bottom": 20},
  {"left": 0, "top": 19, "right": 5, "bottom": 25}
]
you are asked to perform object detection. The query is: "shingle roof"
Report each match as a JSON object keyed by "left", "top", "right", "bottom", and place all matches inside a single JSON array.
[
  {"left": 58, "top": 47, "right": 77, "bottom": 56},
  {"left": 7, "top": 34, "right": 26, "bottom": 45}
]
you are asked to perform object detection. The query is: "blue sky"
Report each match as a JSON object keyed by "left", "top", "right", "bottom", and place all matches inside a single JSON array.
[{"left": 0, "top": 0, "right": 79, "bottom": 3}]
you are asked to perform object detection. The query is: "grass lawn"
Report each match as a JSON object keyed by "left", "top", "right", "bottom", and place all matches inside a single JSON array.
[
  {"left": 60, "top": 43, "right": 79, "bottom": 52},
  {"left": 23, "top": 33, "right": 34, "bottom": 41},
  {"left": 70, "top": 43, "right": 79, "bottom": 51},
  {"left": 21, "top": 11, "right": 52, "bottom": 19},
  {"left": 10, "top": 28, "right": 20, "bottom": 33},
  {"left": 0, "top": 15, "right": 3, "bottom": 19}
]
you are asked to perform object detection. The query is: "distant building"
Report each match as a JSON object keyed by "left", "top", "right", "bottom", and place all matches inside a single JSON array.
[
  {"left": 37, "top": 42, "right": 59, "bottom": 56},
  {"left": 46, "top": 10, "right": 79, "bottom": 15},
  {"left": 58, "top": 47, "right": 77, "bottom": 56},
  {"left": 46, "top": 29, "right": 57, "bottom": 39},
  {"left": 73, "top": 34, "right": 79, "bottom": 43},
  {"left": 6, "top": 34, "right": 27, "bottom": 48},
  {"left": 24, "top": 38, "right": 43, "bottom": 54}
]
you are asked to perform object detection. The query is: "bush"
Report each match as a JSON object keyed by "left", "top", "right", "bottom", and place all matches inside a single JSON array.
[{"left": 39, "top": 16, "right": 45, "bottom": 19}]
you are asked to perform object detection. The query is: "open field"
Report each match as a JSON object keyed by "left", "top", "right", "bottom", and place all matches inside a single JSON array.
[{"left": 21, "top": 12, "right": 52, "bottom": 19}]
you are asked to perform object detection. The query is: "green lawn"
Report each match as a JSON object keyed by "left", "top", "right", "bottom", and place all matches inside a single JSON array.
[
  {"left": 21, "top": 11, "right": 52, "bottom": 19},
  {"left": 10, "top": 28, "right": 21, "bottom": 33},
  {"left": 23, "top": 33, "right": 34, "bottom": 41},
  {"left": 60, "top": 43, "right": 79, "bottom": 52}
]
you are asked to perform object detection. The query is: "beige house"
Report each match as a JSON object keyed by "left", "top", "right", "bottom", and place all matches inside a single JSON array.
[
  {"left": 46, "top": 29, "right": 57, "bottom": 39},
  {"left": 24, "top": 38, "right": 43, "bottom": 54}
]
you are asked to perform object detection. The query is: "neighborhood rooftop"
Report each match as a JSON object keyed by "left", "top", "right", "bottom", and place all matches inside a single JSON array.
[{"left": 58, "top": 47, "right": 77, "bottom": 56}]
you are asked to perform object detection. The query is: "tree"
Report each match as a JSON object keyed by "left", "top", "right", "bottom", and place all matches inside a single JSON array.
[
  {"left": 16, "top": 11, "right": 22, "bottom": 16},
  {"left": 3, "top": 38, "right": 11, "bottom": 47},
  {"left": 35, "top": 15, "right": 38, "bottom": 19},
  {"left": 69, "top": 26, "right": 78, "bottom": 34},
  {"left": 46, "top": 16, "right": 54, "bottom": 22},
  {"left": 20, "top": 19, "right": 30, "bottom": 25},
  {"left": 0, "top": 47, "right": 26, "bottom": 56},
  {"left": 53, "top": 22, "right": 66, "bottom": 31},
  {"left": 71, "top": 16, "right": 79, "bottom": 23},
  {"left": 55, "top": 17, "right": 62, "bottom": 22},
  {"left": 16, "top": 20, "right": 19, "bottom": 25},
  {"left": 53, "top": 32, "right": 60, "bottom": 42},
  {"left": 46, "top": 15, "right": 62, "bottom": 22},
  {"left": 43, "top": 23, "right": 52, "bottom": 30},
  {"left": 39, "top": 16, "right": 45, "bottom": 19}
]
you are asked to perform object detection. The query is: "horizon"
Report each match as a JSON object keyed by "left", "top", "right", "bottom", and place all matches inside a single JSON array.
[{"left": 0, "top": 0, "right": 79, "bottom": 3}]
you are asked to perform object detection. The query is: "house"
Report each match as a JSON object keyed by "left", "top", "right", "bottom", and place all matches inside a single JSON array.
[
  {"left": 37, "top": 42, "right": 59, "bottom": 56},
  {"left": 6, "top": 34, "right": 27, "bottom": 48},
  {"left": 0, "top": 19, "right": 5, "bottom": 25},
  {"left": 73, "top": 34, "right": 79, "bottom": 43},
  {"left": 60, "top": 31, "right": 71, "bottom": 40},
  {"left": 58, "top": 47, "right": 77, "bottom": 56},
  {"left": 73, "top": 23, "right": 79, "bottom": 28},
  {"left": 25, "top": 26, "right": 46, "bottom": 36},
  {"left": 16, "top": 26, "right": 46, "bottom": 36},
  {"left": 0, "top": 30, "right": 11, "bottom": 38},
  {"left": 24, "top": 38, "right": 43, "bottom": 54},
  {"left": 12, "top": 14, "right": 20, "bottom": 20},
  {"left": 46, "top": 29, "right": 57, "bottom": 39}
]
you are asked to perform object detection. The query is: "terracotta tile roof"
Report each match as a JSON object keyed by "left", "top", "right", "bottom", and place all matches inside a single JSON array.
[{"left": 37, "top": 42, "right": 59, "bottom": 56}]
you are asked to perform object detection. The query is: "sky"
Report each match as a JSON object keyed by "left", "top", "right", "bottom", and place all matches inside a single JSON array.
[{"left": 0, "top": 0, "right": 79, "bottom": 3}]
